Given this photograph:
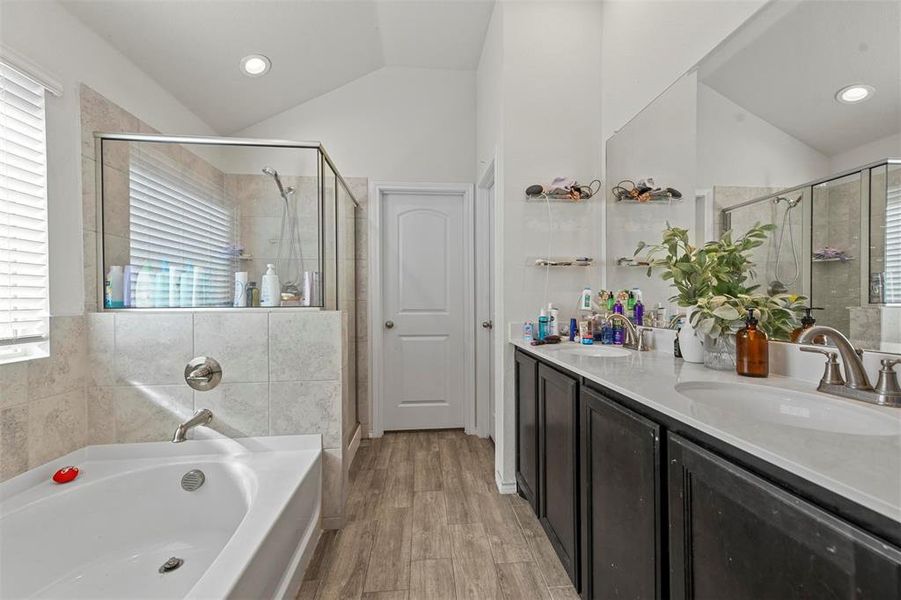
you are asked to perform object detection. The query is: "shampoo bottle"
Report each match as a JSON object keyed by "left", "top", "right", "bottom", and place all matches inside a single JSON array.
[
  {"left": 790, "top": 306, "right": 822, "bottom": 343},
  {"left": 547, "top": 303, "right": 559, "bottom": 337},
  {"left": 261, "top": 264, "right": 281, "bottom": 307},
  {"left": 736, "top": 307, "right": 768, "bottom": 377},
  {"left": 104, "top": 266, "right": 124, "bottom": 309},
  {"left": 538, "top": 308, "right": 549, "bottom": 340}
]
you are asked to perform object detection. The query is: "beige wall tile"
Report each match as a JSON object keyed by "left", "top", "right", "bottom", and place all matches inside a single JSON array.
[
  {"left": 0, "top": 360, "right": 28, "bottom": 410},
  {"left": 95, "top": 384, "right": 193, "bottom": 444},
  {"left": 0, "top": 405, "right": 28, "bottom": 481},
  {"left": 115, "top": 313, "right": 193, "bottom": 385},
  {"left": 194, "top": 312, "right": 268, "bottom": 383},
  {"left": 27, "top": 389, "right": 86, "bottom": 468},
  {"left": 27, "top": 316, "right": 87, "bottom": 401},
  {"left": 269, "top": 311, "right": 341, "bottom": 381},
  {"left": 269, "top": 380, "right": 340, "bottom": 447},
  {"left": 198, "top": 382, "right": 268, "bottom": 438}
]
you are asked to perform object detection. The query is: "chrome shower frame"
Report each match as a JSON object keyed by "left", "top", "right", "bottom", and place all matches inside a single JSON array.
[{"left": 93, "top": 132, "right": 359, "bottom": 313}]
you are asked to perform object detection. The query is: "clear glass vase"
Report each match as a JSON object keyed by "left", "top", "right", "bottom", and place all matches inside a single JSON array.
[{"left": 703, "top": 334, "right": 736, "bottom": 371}]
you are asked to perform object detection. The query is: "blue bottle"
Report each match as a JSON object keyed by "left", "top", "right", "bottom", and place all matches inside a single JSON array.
[
  {"left": 634, "top": 299, "right": 644, "bottom": 326},
  {"left": 538, "top": 310, "right": 549, "bottom": 340}
]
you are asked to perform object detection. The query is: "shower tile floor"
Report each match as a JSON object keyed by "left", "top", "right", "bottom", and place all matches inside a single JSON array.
[{"left": 297, "top": 430, "right": 577, "bottom": 600}]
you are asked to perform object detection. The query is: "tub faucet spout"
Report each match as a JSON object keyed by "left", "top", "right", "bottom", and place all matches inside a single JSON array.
[{"left": 172, "top": 408, "right": 213, "bottom": 443}]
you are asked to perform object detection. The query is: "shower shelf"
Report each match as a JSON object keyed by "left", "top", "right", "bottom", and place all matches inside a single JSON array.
[
  {"left": 525, "top": 193, "right": 586, "bottom": 203},
  {"left": 615, "top": 197, "right": 679, "bottom": 204}
]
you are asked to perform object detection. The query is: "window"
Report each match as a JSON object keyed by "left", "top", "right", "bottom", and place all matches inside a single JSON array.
[
  {"left": 884, "top": 181, "right": 901, "bottom": 304},
  {"left": 126, "top": 145, "right": 234, "bottom": 307},
  {"left": 0, "top": 61, "right": 49, "bottom": 355}
]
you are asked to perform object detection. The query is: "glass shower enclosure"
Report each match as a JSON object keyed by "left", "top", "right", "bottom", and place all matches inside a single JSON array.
[{"left": 93, "top": 133, "right": 357, "bottom": 314}]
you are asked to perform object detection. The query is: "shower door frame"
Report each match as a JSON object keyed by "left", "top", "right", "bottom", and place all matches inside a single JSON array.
[{"left": 92, "top": 132, "right": 359, "bottom": 313}]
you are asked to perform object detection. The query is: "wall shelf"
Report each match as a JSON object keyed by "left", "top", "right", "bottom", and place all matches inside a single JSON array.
[
  {"left": 526, "top": 193, "right": 587, "bottom": 203},
  {"left": 812, "top": 257, "right": 855, "bottom": 263},
  {"left": 530, "top": 257, "right": 594, "bottom": 267}
]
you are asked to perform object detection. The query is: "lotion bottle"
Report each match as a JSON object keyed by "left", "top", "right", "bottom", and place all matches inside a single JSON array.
[
  {"left": 261, "top": 264, "right": 281, "bottom": 307},
  {"left": 736, "top": 307, "right": 768, "bottom": 377}
]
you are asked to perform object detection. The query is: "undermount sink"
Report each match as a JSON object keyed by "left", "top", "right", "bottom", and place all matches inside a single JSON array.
[
  {"left": 675, "top": 381, "right": 900, "bottom": 437},
  {"left": 559, "top": 345, "right": 631, "bottom": 359}
]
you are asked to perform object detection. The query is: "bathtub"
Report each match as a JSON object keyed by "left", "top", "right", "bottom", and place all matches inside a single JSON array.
[{"left": 0, "top": 435, "right": 321, "bottom": 599}]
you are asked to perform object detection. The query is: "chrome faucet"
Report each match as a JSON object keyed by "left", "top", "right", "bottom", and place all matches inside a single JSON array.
[
  {"left": 798, "top": 326, "right": 900, "bottom": 407},
  {"left": 604, "top": 313, "right": 651, "bottom": 351},
  {"left": 172, "top": 408, "right": 214, "bottom": 443}
]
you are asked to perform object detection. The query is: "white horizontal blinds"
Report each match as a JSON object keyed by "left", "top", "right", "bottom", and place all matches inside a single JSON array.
[
  {"left": 883, "top": 183, "right": 901, "bottom": 303},
  {"left": 127, "top": 146, "right": 234, "bottom": 307},
  {"left": 0, "top": 62, "right": 48, "bottom": 343}
]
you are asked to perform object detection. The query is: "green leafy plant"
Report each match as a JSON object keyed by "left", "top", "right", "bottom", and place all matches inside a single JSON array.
[
  {"left": 691, "top": 293, "right": 806, "bottom": 341},
  {"left": 634, "top": 222, "right": 776, "bottom": 307}
]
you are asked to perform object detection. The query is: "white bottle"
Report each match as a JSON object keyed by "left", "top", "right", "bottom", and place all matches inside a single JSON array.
[
  {"left": 547, "top": 303, "right": 559, "bottom": 336},
  {"left": 261, "top": 264, "right": 281, "bottom": 307},
  {"left": 234, "top": 272, "right": 248, "bottom": 307},
  {"left": 123, "top": 265, "right": 138, "bottom": 307},
  {"left": 579, "top": 287, "right": 593, "bottom": 311},
  {"left": 179, "top": 266, "right": 194, "bottom": 307},
  {"left": 104, "top": 266, "right": 124, "bottom": 308}
]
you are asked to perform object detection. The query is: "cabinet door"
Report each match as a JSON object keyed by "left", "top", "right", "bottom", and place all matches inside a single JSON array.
[
  {"left": 538, "top": 363, "right": 579, "bottom": 586},
  {"left": 669, "top": 434, "right": 901, "bottom": 599},
  {"left": 580, "top": 386, "right": 662, "bottom": 599},
  {"left": 514, "top": 350, "right": 539, "bottom": 511}
]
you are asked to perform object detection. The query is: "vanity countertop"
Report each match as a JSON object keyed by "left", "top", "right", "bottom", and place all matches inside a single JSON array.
[{"left": 511, "top": 339, "right": 901, "bottom": 527}]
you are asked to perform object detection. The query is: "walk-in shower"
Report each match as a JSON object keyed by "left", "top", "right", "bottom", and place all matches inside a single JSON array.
[{"left": 261, "top": 165, "right": 306, "bottom": 302}]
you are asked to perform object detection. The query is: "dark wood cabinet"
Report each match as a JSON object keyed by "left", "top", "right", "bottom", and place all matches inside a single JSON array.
[
  {"left": 580, "top": 386, "right": 663, "bottom": 600},
  {"left": 514, "top": 350, "right": 539, "bottom": 512},
  {"left": 668, "top": 434, "right": 901, "bottom": 600},
  {"left": 538, "top": 363, "right": 580, "bottom": 586}
]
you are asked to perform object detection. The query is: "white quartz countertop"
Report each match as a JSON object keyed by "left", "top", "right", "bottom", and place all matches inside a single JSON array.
[{"left": 511, "top": 339, "right": 901, "bottom": 526}]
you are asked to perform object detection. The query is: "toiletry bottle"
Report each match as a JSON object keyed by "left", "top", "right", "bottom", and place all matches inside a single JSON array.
[
  {"left": 634, "top": 297, "right": 644, "bottom": 326},
  {"left": 790, "top": 307, "right": 823, "bottom": 343},
  {"left": 179, "top": 266, "right": 194, "bottom": 307},
  {"left": 579, "top": 320, "right": 593, "bottom": 345},
  {"left": 569, "top": 318, "right": 577, "bottom": 342},
  {"left": 168, "top": 265, "right": 179, "bottom": 308},
  {"left": 579, "top": 288, "right": 593, "bottom": 312},
  {"left": 547, "top": 303, "right": 559, "bottom": 336},
  {"left": 192, "top": 266, "right": 204, "bottom": 307},
  {"left": 736, "top": 307, "right": 769, "bottom": 377},
  {"left": 538, "top": 309, "right": 549, "bottom": 340},
  {"left": 261, "top": 264, "right": 281, "bottom": 307},
  {"left": 246, "top": 281, "right": 260, "bottom": 307},
  {"left": 135, "top": 264, "right": 154, "bottom": 308},
  {"left": 123, "top": 265, "right": 138, "bottom": 308},
  {"left": 104, "top": 266, "right": 124, "bottom": 309},
  {"left": 613, "top": 296, "right": 623, "bottom": 315},
  {"left": 612, "top": 321, "right": 624, "bottom": 345},
  {"left": 154, "top": 262, "right": 169, "bottom": 307},
  {"left": 606, "top": 292, "right": 615, "bottom": 312},
  {"left": 524, "top": 322, "right": 534, "bottom": 343},
  {"left": 626, "top": 291, "right": 636, "bottom": 319},
  {"left": 234, "top": 272, "right": 249, "bottom": 307}
]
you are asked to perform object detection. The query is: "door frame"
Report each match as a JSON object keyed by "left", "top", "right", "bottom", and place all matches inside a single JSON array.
[
  {"left": 368, "top": 181, "right": 476, "bottom": 437},
  {"left": 475, "top": 160, "right": 496, "bottom": 438}
]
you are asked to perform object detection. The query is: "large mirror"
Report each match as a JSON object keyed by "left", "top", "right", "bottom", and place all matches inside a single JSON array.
[{"left": 605, "top": 0, "right": 901, "bottom": 352}]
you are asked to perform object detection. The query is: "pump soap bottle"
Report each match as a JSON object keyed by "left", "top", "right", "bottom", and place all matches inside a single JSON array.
[
  {"left": 735, "top": 307, "right": 768, "bottom": 377},
  {"left": 791, "top": 306, "right": 823, "bottom": 343}
]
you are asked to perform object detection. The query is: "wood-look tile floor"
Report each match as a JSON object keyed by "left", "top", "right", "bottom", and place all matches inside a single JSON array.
[{"left": 298, "top": 430, "right": 578, "bottom": 600}]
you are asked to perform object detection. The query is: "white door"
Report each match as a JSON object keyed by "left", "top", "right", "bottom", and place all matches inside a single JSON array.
[
  {"left": 382, "top": 190, "right": 466, "bottom": 430},
  {"left": 487, "top": 184, "right": 496, "bottom": 439},
  {"left": 475, "top": 180, "right": 496, "bottom": 439}
]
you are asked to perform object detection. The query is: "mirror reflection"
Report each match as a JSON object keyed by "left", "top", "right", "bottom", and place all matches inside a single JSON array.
[{"left": 606, "top": 0, "right": 901, "bottom": 352}]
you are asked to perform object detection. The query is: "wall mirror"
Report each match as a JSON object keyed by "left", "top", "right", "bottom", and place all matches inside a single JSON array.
[{"left": 605, "top": 0, "right": 901, "bottom": 352}]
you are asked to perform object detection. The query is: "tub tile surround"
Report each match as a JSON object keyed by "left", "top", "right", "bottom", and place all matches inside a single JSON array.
[{"left": 0, "top": 316, "right": 88, "bottom": 481}]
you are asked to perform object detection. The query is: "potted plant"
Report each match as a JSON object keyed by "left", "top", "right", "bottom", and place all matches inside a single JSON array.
[
  {"left": 691, "top": 293, "right": 806, "bottom": 370},
  {"left": 635, "top": 222, "right": 778, "bottom": 363}
]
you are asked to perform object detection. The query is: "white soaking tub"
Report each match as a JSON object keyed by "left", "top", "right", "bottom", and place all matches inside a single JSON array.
[{"left": 0, "top": 435, "right": 321, "bottom": 599}]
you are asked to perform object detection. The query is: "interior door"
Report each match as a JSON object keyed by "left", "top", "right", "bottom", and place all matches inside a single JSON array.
[
  {"left": 382, "top": 189, "right": 466, "bottom": 430},
  {"left": 487, "top": 183, "right": 495, "bottom": 439}
]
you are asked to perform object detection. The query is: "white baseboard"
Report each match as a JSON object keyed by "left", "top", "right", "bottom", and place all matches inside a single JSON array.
[{"left": 495, "top": 470, "right": 517, "bottom": 494}]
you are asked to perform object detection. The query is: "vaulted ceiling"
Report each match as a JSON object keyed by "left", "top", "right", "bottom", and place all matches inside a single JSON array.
[{"left": 61, "top": 0, "right": 495, "bottom": 133}]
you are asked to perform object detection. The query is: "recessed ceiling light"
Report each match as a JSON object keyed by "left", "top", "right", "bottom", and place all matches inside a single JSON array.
[
  {"left": 835, "top": 84, "right": 874, "bottom": 104},
  {"left": 240, "top": 54, "right": 271, "bottom": 77}
]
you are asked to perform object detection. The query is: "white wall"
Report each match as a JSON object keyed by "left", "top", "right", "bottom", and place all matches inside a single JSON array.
[
  {"left": 698, "top": 83, "right": 829, "bottom": 188},
  {"left": 0, "top": 0, "right": 216, "bottom": 317},
  {"left": 235, "top": 66, "right": 476, "bottom": 183},
  {"left": 830, "top": 132, "right": 901, "bottom": 173},
  {"left": 600, "top": 0, "right": 767, "bottom": 143}
]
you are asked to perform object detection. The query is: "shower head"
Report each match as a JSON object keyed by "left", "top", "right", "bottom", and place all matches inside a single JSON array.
[
  {"left": 773, "top": 194, "right": 802, "bottom": 209},
  {"left": 262, "top": 166, "right": 288, "bottom": 199}
]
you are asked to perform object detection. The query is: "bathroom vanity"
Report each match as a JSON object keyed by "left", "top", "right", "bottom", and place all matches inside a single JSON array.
[{"left": 513, "top": 341, "right": 901, "bottom": 599}]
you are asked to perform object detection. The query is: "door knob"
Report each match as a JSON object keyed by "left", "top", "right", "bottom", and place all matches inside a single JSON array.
[
  {"left": 385, "top": 320, "right": 395, "bottom": 329},
  {"left": 482, "top": 320, "right": 493, "bottom": 329}
]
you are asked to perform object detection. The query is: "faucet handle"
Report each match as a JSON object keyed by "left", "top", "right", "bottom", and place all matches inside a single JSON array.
[
  {"left": 875, "top": 359, "right": 901, "bottom": 400},
  {"left": 800, "top": 346, "right": 845, "bottom": 385}
]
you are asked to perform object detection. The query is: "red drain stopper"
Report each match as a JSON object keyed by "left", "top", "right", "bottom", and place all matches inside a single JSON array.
[{"left": 52, "top": 466, "right": 79, "bottom": 484}]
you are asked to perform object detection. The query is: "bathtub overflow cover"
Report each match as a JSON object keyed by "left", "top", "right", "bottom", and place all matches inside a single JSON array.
[
  {"left": 159, "top": 557, "right": 184, "bottom": 574},
  {"left": 181, "top": 469, "right": 205, "bottom": 492}
]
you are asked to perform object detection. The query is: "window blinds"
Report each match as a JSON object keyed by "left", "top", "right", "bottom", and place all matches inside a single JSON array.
[
  {"left": 0, "top": 61, "right": 49, "bottom": 344},
  {"left": 884, "top": 185, "right": 901, "bottom": 304},
  {"left": 128, "top": 147, "right": 234, "bottom": 307}
]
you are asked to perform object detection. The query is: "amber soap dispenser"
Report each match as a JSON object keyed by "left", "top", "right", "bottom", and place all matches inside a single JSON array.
[{"left": 735, "top": 307, "right": 768, "bottom": 377}]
